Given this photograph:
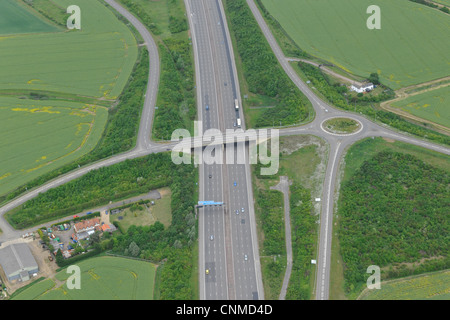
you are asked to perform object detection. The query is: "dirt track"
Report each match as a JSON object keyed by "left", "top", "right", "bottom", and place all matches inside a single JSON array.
[{"left": 380, "top": 76, "right": 450, "bottom": 135}]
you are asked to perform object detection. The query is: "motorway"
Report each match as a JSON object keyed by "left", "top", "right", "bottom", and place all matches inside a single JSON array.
[
  {"left": 185, "top": 0, "right": 263, "bottom": 300},
  {"left": 0, "top": 0, "right": 449, "bottom": 301}
]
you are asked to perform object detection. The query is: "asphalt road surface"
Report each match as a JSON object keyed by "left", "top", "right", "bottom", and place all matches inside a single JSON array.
[{"left": 186, "top": 0, "right": 263, "bottom": 300}]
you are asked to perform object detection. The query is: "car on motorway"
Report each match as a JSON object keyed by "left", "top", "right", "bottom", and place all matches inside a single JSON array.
[
  {"left": 209, "top": 174, "right": 212, "bottom": 178},
  {"left": 241, "top": 208, "right": 245, "bottom": 213},
  {"left": 234, "top": 181, "right": 237, "bottom": 186},
  {"left": 235, "top": 210, "right": 239, "bottom": 215},
  {"left": 206, "top": 105, "right": 209, "bottom": 110},
  {"left": 210, "top": 235, "right": 214, "bottom": 241},
  {"left": 206, "top": 269, "right": 209, "bottom": 275},
  {"left": 244, "top": 254, "right": 248, "bottom": 261}
]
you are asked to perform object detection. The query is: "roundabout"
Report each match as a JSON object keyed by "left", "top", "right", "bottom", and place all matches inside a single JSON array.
[{"left": 320, "top": 117, "right": 363, "bottom": 136}]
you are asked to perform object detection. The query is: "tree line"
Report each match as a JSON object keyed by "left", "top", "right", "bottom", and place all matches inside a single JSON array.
[{"left": 225, "top": 0, "right": 311, "bottom": 128}]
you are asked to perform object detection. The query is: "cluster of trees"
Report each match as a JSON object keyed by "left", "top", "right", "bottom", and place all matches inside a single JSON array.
[
  {"left": 167, "top": 0, "right": 188, "bottom": 34},
  {"left": 255, "top": 189, "right": 285, "bottom": 256},
  {"left": 225, "top": 0, "right": 310, "bottom": 127},
  {"left": 338, "top": 151, "right": 450, "bottom": 295},
  {"left": 298, "top": 62, "right": 450, "bottom": 146},
  {"left": 409, "top": 0, "right": 450, "bottom": 14},
  {"left": 120, "top": 0, "right": 195, "bottom": 140},
  {"left": 153, "top": 39, "right": 196, "bottom": 140},
  {"left": 285, "top": 183, "right": 315, "bottom": 300}
]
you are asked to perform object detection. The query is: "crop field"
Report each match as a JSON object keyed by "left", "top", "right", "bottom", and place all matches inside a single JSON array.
[
  {"left": 0, "top": 0, "right": 58, "bottom": 35},
  {"left": 12, "top": 256, "right": 157, "bottom": 300},
  {"left": 0, "top": 0, "right": 138, "bottom": 98},
  {"left": 359, "top": 270, "right": 450, "bottom": 300},
  {"left": 391, "top": 86, "right": 450, "bottom": 128},
  {"left": 0, "top": 97, "right": 107, "bottom": 196},
  {"left": 261, "top": 0, "right": 450, "bottom": 89}
]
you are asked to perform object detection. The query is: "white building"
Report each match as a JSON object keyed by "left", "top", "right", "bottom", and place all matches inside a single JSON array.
[{"left": 350, "top": 83, "right": 374, "bottom": 93}]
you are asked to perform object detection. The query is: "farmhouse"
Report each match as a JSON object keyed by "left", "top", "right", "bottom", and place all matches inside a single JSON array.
[
  {"left": 350, "top": 83, "right": 374, "bottom": 93},
  {"left": 74, "top": 218, "right": 100, "bottom": 235},
  {"left": 0, "top": 243, "right": 38, "bottom": 282}
]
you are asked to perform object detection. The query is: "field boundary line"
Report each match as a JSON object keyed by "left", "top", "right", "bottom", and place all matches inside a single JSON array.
[
  {"left": 356, "top": 268, "right": 450, "bottom": 300},
  {"left": 380, "top": 77, "right": 450, "bottom": 135}
]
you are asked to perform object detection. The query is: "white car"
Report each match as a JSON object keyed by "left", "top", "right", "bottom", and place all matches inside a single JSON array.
[
  {"left": 241, "top": 208, "right": 245, "bottom": 213},
  {"left": 244, "top": 254, "right": 248, "bottom": 261},
  {"left": 210, "top": 235, "right": 214, "bottom": 241}
]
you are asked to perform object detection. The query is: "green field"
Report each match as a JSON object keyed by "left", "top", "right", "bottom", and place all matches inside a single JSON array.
[
  {"left": 391, "top": 86, "right": 450, "bottom": 128},
  {"left": 0, "top": 0, "right": 138, "bottom": 98},
  {"left": 12, "top": 256, "right": 157, "bottom": 300},
  {"left": 0, "top": 96, "right": 107, "bottom": 196},
  {"left": 359, "top": 270, "right": 450, "bottom": 300},
  {"left": 261, "top": 0, "right": 450, "bottom": 89},
  {"left": 0, "top": 0, "right": 58, "bottom": 35}
]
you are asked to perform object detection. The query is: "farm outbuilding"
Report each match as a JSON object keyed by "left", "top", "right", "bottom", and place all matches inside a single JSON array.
[{"left": 0, "top": 243, "right": 38, "bottom": 282}]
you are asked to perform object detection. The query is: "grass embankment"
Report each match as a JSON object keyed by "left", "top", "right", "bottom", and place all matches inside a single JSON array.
[
  {"left": 331, "top": 137, "right": 450, "bottom": 299},
  {"left": 224, "top": 0, "right": 312, "bottom": 128}
]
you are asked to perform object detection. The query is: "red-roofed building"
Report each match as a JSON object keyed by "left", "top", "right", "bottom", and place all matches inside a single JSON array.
[{"left": 74, "top": 218, "right": 100, "bottom": 234}]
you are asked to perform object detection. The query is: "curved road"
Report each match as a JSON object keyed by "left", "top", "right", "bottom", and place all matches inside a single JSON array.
[{"left": 0, "top": 0, "right": 162, "bottom": 242}]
